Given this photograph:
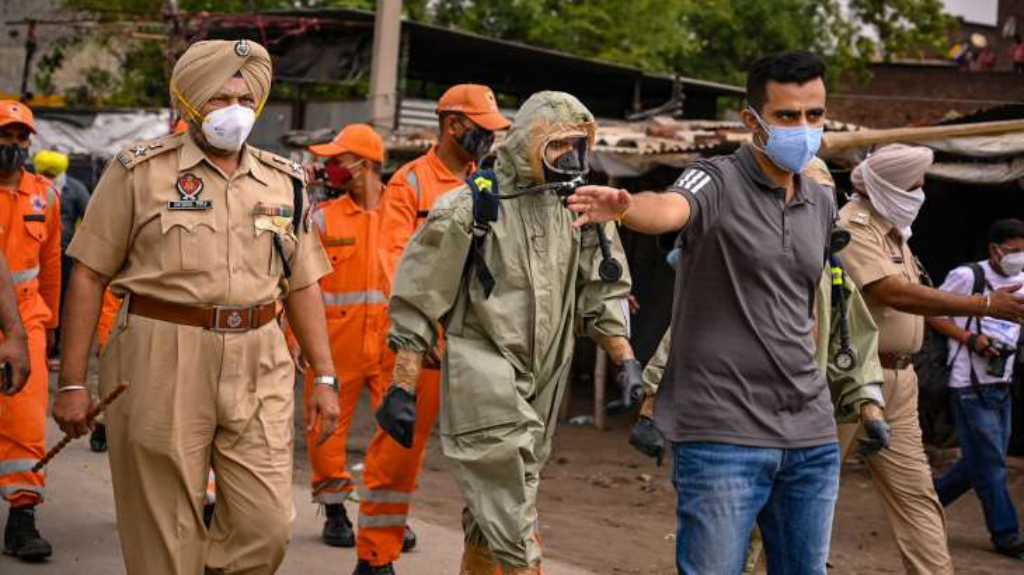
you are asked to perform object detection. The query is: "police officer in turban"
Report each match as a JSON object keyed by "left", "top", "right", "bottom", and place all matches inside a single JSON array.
[{"left": 54, "top": 39, "right": 339, "bottom": 575}]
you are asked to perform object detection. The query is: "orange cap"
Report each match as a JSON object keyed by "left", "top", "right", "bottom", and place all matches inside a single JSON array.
[
  {"left": 173, "top": 119, "right": 189, "bottom": 134},
  {"left": 309, "top": 123, "right": 384, "bottom": 163},
  {"left": 437, "top": 84, "right": 510, "bottom": 131},
  {"left": 0, "top": 100, "right": 35, "bottom": 134}
]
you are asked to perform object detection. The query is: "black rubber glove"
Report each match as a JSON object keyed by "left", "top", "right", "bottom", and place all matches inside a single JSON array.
[
  {"left": 617, "top": 359, "right": 644, "bottom": 409},
  {"left": 629, "top": 416, "right": 666, "bottom": 466},
  {"left": 376, "top": 385, "right": 416, "bottom": 449},
  {"left": 857, "top": 418, "right": 891, "bottom": 458}
]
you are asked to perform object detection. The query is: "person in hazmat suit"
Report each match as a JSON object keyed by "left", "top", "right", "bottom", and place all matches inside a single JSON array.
[{"left": 374, "top": 91, "right": 643, "bottom": 575}]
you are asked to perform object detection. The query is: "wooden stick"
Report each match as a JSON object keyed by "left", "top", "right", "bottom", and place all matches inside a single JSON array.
[
  {"left": 822, "top": 119, "right": 1024, "bottom": 151},
  {"left": 33, "top": 382, "right": 129, "bottom": 473}
]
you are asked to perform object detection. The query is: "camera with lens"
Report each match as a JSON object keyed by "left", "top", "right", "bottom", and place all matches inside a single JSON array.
[{"left": 985, "top": 339, "right": 1017, "bottom": 378}]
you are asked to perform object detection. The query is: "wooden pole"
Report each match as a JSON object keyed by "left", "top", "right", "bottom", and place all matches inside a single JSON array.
[
  {"left": 33, "top": 382, "right": 129, "bottom": 473},
  {"left": 594, "top": 349, "right": 608, "bottom": 431},
  {"left": 822, "top": 119, "right": 1024, "bottom": 151}
]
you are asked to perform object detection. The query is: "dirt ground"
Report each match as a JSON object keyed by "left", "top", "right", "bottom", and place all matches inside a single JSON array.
[{"left": 325, "top": 391, "right": 1024, "bottom": 575}]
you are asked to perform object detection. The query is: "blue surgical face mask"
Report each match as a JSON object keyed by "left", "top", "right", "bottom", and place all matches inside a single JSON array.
[{"left": 748, "top": 107, "right": 823, "bottom": 173}]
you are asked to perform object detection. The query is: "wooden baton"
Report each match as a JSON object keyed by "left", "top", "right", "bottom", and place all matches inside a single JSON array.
[{"left": 32, "top": 381, "right": 129, "bottom": 473}]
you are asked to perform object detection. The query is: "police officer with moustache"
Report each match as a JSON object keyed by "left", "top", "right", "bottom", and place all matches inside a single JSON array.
[{"left": 54, "top": 40, "right": 339, "bottom": 575}]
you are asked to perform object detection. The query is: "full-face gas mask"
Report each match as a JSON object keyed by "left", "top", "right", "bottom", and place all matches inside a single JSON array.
[
  {"left": 542, "top": 135, "right": 589, "bottom": 184},
  {"left": 497, "top": 134, "right": 591, "bottom": 200}
]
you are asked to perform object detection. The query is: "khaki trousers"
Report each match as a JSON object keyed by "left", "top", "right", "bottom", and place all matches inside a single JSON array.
[
  {"left": 838, "top": 366, "right": 954, "bottom": 575},
  {"left": 100, "top": 313, "right": 295, "bottom": 575}
]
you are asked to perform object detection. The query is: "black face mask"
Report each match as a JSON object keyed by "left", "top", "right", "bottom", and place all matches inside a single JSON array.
[
  {"left": 0, "top": 145, "right": 27, "bottom": 173},
  {"left": 455, "top": 126, "right": 495, "bottom": 161},
  {"left": 543, "top": 151, "right": 583, "bottom": 183}
]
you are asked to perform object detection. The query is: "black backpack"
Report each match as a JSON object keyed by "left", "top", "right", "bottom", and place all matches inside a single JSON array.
[{"left": 915, "top": 262, "right": 985, "bottom": 447}]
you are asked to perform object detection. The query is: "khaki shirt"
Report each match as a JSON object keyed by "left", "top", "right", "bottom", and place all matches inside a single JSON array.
[
  {"left": 838, "top": 198, "right": 923, "bottom": 354},
  {"left": 68, "top": 132, "right": 330, "bottom": 305}
]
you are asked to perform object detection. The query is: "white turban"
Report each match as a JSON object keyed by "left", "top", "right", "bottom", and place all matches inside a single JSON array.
[{"left": 851, "top": 144, "right": 934, "bottom": 239}]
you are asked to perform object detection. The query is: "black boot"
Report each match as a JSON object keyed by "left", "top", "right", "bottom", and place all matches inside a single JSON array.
[
  {"left": 402, "top": 524, "right": 417, "bottom": 552},
  {"left": 89, "top": 424, "right": 107, "bottom": 453},
  {"left": 4, "top": 506, "right": 52, "bottom": 562},
  {"left": 322, "top": 503, "right": 354, "bottom": 547},
  {"left": 352, "top": 560, "right": 396, "bottom": 574}
]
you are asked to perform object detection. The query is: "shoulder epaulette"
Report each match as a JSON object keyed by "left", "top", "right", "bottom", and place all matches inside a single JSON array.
[
  {"left": 847, "top": 211, "right": 871, "bottom": 227},
  {"left": 115, "top": 133, "right": 182, "bottom": 170},
  {"left": 252, "top": 148, "right": 307, "bottom": 185}
]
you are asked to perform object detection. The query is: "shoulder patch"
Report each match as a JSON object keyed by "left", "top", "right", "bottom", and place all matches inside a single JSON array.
[
  {"left": 116, "top": 133, "right": 181, "bottom": 170},
  {"left": 673, "top": 167, "right": 714, "bottom": 195},
  {"left": 254, "top": 148, "right": 307, "bottom": 185}
]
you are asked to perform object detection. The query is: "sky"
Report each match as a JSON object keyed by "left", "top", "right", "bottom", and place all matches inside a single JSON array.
[{"left": 941, "top": 0, "right": 998, "bottom": 26}]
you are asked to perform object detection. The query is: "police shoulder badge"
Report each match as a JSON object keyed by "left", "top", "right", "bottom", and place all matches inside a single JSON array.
[
  {"left": 169, "top": 173, "right": 212, "bottom": 211},
  {"left": 235, "top": 40, "right": 251, "bottom": 57}
]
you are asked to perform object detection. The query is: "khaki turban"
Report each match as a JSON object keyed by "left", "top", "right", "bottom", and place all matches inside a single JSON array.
[{"left": 170, "top": 39, "right": 272, "bottom": 122}]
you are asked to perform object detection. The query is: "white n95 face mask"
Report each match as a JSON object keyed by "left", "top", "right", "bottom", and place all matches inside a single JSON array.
[
  {"left": 999, "top": 249, "right": 1024, "bottom": 277},
  {"left": 202, "top": 104, "right": 256, "bottom": 152}
]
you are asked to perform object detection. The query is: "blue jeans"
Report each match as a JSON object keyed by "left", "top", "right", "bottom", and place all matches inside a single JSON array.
[
  {"left": 934, "top": 384, "right": 1020, "bottom": 548},
  {"left": 671, "top": 442, "right": 840, "bottom": 575}
]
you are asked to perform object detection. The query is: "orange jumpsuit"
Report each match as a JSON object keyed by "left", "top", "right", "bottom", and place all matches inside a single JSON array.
[
  {"left": 357, "top": 147, "right": 469, "bottom": 566},
  {"left": 96, "top": 288, "right": 122, "bottom": 349},
  {"left": 305, "top": 194, "right": 390, "bottom": 504},
  {"left": 0, "top": 171, "right": 60, "bottom": 508}
]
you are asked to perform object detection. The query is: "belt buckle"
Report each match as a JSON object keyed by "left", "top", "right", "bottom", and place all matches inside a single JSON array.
[{"left": 213, "top": 306, "right": 253, "bottom": 332}]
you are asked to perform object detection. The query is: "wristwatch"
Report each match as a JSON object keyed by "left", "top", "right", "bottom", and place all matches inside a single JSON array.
[{"left": 313, "top": 375, "right": 339, "bottom": 392}]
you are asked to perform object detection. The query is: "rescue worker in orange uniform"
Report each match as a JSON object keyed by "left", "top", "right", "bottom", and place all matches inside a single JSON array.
[
  {"left": 354, "top": 84, "right": 510, "bottom": 575},
  {"left": 296, "top": 123, "right": 389, "bottom": 547},
  {"left": 0, "top": 101, "right": 61, "bottom": 562}
]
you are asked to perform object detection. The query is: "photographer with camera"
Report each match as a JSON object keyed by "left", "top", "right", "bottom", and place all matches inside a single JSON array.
[{"left": 929, "top": 218, "right": 1024, "bottom": 561}]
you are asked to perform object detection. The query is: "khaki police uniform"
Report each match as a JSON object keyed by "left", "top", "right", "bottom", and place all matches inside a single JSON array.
[
  {"left": 67, "top": 131, "right": 330, "bottom": 575},
  {"left": 838, "top": 197, "right": 954, "bottom": 575}
]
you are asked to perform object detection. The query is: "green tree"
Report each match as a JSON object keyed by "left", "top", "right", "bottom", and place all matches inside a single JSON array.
[
  {"left": 428, "top": 0, "right": 954, "bottom": 84},
  {"left": 45, "top": 0, "right": 954, "bottom": 106}
]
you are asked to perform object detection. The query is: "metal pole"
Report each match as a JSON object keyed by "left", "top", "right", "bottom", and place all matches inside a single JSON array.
[{"left": 368, "top": 0, "right": 402, "bottom": 135}]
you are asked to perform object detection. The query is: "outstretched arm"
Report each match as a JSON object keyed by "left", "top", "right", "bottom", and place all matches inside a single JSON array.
[{"left": 566, "top": 187, "right": 692, "bottom": 235}]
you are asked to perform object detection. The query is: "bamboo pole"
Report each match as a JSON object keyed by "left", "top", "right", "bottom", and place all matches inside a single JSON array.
[{"left": 822, "top": 119, "right": 1024, "bottom": 151}]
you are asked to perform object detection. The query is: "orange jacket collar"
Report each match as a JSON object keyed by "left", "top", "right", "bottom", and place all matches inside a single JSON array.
[{"left": 424, "top": 146, "right": 474, "bottom": 185}]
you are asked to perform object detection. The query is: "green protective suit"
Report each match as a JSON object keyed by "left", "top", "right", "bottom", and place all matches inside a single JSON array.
[
  {"left": 387, "top": 91, "right": 631, "bottom": 567},
  {"left": 642, "top": 260, "right": 884, "bottom": 423}
]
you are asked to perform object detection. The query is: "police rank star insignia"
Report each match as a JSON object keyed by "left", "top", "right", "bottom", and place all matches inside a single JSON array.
[
  {"left": 235, "top": 40, "right": 251, "bottom": 57},
  {"left": 132, "top": 145, "right": 148, "bottom": 158},
  {"left": 169, "top": 173, "right": 212, "bottom": 210}
]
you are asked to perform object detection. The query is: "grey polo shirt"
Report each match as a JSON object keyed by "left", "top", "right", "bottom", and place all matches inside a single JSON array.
[{"left": 653, "top": 145, "right": 837, "bottom": 448}]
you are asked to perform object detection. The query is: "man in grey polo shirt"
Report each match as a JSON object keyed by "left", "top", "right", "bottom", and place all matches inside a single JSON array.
[{"left": 567, "top": 51, "right": 888, "bottom": 574}]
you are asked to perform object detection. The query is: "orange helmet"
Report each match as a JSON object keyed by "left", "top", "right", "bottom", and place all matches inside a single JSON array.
[{"left": 0, "top": 100, "right": 36, "bottom": 134}]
